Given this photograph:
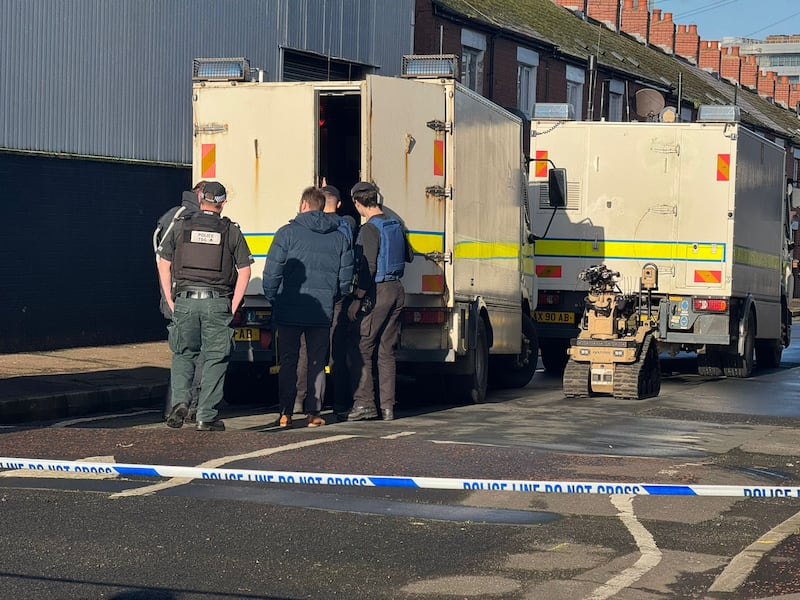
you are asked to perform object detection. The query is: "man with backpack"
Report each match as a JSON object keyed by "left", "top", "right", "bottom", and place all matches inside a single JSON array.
[{"left": 152, "top": 181, "right": 206, "bottom": 424}]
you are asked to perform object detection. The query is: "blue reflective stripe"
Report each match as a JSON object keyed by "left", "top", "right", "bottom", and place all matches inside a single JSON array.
[
  {"left": 642, "top": 485, "right": 697, "bottom": 495},
  {"left": 368, "top": 476, "right": 419, "bottom": 487},
  {"left": 114, "top": 467, "right": 162, "bottom": 477}
]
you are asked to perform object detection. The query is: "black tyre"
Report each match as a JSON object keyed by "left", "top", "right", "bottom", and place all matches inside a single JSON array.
[
  {"left": 540, "top": 339, "right": 571, "bottom": 374},
  {"left": 722, "top": 313, "right": 755, "bottom": 378},
  {"left": 755, "top": 338, "right": 782, "bottom": 369},
  {"left": 697, "top": 349, "right": 723, "bottom": 377},
  {"left": 450, "top": 317, "right": 489, "bottom": 404},
  {"left": 489, "top": 314, "right": 539, "bottom": 389}
]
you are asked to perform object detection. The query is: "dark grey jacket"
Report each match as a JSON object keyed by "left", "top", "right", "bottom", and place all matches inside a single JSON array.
[{"left": 263, "top": 211, "right": 354, "bottom": 327}]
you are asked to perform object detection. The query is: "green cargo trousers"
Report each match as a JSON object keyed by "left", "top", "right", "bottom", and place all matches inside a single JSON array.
[{"left": 168, "top": 296, "right": 233, "bottom": 423}]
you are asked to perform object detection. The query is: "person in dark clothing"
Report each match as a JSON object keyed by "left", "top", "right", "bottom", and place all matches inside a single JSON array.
[
  {"left": 294, "top": 184, "right": 359, "bottom": 421},
  {"left": 158, "top": 181, "right": 253, "bottom": 432},
  {"left": 263, "top": 186, "right": 354, "bottom": 429},
  {"left": 346, "top": 181, "right": 411, "bottom": 422},
  {"left": 153, "top": 181, "right": 207, "bottom": 423}
]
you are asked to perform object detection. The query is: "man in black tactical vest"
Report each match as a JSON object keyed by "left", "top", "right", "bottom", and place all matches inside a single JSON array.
[{"left": 157, "top": 181, "right": 253, "bottom": 431}]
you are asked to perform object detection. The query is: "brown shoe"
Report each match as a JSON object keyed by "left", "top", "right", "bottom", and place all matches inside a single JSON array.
[
  {"left": 306, "top": 414, "right": 325, "bottom": 427},
  {"left": 279, "top": 414, "right": 293, "bottom": 428}
]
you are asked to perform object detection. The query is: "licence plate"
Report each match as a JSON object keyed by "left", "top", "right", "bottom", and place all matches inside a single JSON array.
[
  {"left": 233, "top": 327, "right": 260, "bottom": 341},
  {"left": 534, "top": 311, "right": 575, "bottom": 324}
]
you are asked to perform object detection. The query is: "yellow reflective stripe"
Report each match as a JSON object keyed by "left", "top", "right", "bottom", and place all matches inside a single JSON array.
[
  {"left": 408, "top": 231, "right": 444, "bottom": 254},
  {"left": 536, "top": 239, "right": 726, "bottom": 262},
  {"left": 244, "top": 233, "right": 274, "bottom": 257},
  {"left": 454, "top": 241, "right": 519, "bottom": 260},
  {"left": 733, "top": 245, "right": 781, "bottom": 271}
]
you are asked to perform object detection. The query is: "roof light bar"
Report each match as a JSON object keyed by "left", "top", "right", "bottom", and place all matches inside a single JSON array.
[
  {"left": 193, "top": 58, "right": 251, "bottom": 82},
  {"left": 401, "top": 54, "right": 458, "bottom": 79},
  {"left": 697, "top": 105, "right": 741, "bottom": 123}
]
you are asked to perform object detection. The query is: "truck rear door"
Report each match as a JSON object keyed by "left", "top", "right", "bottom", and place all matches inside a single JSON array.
[
  {"left": 192, "top": 83, "right": 319, "bottom": 295},
  {"left": 363, "top": 75, "right": 448, "bottom": 300}
]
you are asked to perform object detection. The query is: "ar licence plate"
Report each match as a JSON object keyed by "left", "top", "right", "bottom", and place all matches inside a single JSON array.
[
  {"left": 534, "top": 311, "right": 575, "bottom": 324},
  {"left": 233, "top": 327, "right": 260, "bottom": 342}
]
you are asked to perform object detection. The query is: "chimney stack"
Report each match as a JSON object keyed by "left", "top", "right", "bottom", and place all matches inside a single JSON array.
[
  {"left": 758, "top": 70, "right": 777, "bottom": 100},
  {"left": 675, "top": 24, "right": 700, "bottom": 63},
  {"left": 699, "top": 40, "right": 722, "bottom": 74},
  {"left": 620, "top": 0, "right": 648, "bottom": 42},
  {"left": 774, "top": 75, "right": 791, "bottom": 106},
  {"left": 585, "top": 0, "right": 621, "bottom": 31},
  {"left": 720, "top": 46, "right": 742, "bottom": 83},
  {"left": 790, "top": 83, "right": 800, "bottom": 113},
  {"left": 740, "top": 54, "right": 759, "bottom": 89},
  {"left": 649, "top": 9, "right": 675, "bottom": 53},
  {"left": 552, "top": 0, "right": 586, "bottom": 12}
]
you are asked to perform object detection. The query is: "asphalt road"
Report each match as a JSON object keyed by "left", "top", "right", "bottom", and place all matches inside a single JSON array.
[{"left": 3, "top": 329, "right": 800, "bottom": 599}]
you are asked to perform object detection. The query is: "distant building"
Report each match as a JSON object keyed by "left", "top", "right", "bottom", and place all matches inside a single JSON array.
[{"left": 723, "top": 35, "right": 800, "bottom": 91}]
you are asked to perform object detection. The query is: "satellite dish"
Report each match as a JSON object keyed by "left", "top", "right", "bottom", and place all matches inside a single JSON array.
[
  {"left": 659, "top": 106, "right": 678, "bottom": 123},
  {"left": 635, "top": 89, "right": 666, "bottom": 121}
]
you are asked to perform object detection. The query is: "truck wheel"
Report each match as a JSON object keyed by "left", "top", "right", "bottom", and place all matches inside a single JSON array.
[
  {"left": 451, "top": 317, "right": 489, "bottom": 404},
  {"left": 722, "top": 314, "right": 755, "bottom": 378},
  {"left": 697, "top": 349, "right": 723, "bottom": 377},
  {"left": 489, "top": 314, "right": 538, "bottom": 389},
  {"left": 540, "top": 339, "right": 570, "bottom": 374},
  {"left": 755, "top": 338, "right": 782, "bottom": 369}
]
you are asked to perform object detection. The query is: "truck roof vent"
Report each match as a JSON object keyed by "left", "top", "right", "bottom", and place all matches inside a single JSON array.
[
  {"left": 697, "top": 105, "right": 741, "bottom": 123},
  {"left": 193, "top": 58, "right": 251, "bottom": 82},
  {"left": 401, "top": 54, "right": 458, "bottom": 79},
  {"left": 532, "top": 103, "right": 575, "bottom": 120}
]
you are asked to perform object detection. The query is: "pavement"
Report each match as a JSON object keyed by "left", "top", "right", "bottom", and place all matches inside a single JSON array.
[{"left": 0, "top": 341, "right": 172, "bottom": 424}]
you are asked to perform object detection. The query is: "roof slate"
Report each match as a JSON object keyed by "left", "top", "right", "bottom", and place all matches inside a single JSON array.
[{"left": 433, "top": 0, "right": 800, "bottom": 143}]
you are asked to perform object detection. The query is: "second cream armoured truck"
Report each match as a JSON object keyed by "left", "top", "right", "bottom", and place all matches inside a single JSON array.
[
  {"left": 529, "top": 106, "right": 793, "bottom": 385},
  {"left": 191, "top": 56, "right": 539, "bottom": 404}
]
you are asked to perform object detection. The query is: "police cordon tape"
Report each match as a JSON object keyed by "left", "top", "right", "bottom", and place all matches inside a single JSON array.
[{"left": 1, "top": 457, "right": 798, "bottom": 498}]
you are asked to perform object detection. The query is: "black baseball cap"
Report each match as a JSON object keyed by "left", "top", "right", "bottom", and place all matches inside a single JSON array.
[
  {"left": 321, "top": 185, "right": 341, "bottom": 202},
  {"left": 351, "top": 181, "right": 377, "bottom": 195},
  {"left": 203, "top": 181, "right": 227, "bottom": 203}
]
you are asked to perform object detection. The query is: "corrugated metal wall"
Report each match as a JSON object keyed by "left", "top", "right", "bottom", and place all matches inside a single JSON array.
[{"left": 0, "top": 0, "right": 414, "bottom": 165}]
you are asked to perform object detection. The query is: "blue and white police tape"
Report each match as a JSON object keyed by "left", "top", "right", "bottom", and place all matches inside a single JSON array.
[{"left": 0, "top": 457, "right": 797, "bottom": 497}]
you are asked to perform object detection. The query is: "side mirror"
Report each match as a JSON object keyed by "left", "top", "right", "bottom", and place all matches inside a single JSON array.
[{"left": 548, "top": 168, "right": 567, "bottom": 208}]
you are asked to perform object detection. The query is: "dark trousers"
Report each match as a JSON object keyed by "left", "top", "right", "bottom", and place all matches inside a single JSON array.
[
  {"left": 168, "top": 296, "right": 233, "bottom": 423},
  {"left": 278, "top": 324, "right": 330, "bottom": 416},
  {"left": 352, "top": 280, "right": 405, "bottom": 411},
  {"left": 295, "top": 298, "right": 358, "bottom": 415}
]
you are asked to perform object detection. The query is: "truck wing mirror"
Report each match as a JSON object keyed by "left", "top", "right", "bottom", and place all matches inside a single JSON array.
[{"left": 548, "top": 168, "right": 567, "bottom": 208}]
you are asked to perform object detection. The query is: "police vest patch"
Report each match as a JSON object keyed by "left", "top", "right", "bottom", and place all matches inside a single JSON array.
[{"left": 190, "top": 230, "right": 222, "bottom": 245}]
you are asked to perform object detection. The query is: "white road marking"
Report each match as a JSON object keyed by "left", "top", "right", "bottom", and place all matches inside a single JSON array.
[
  {"left": 110, "top": 434, "right": 356, "bottom": 498},
  {"left": 381, "top": 431, "right": 416, "bottom": 439},
  {"left": 586, "top": 495, "right": 662, "bottom": 600},
  {"left": 708, "top": 506, "right": 800, "bottom": 593},
  {"left": 0, "top": 455, "right": 117, "bottom": 479},
  {"left": 53, "top": 410, "right": 159, "bottom": 428}
]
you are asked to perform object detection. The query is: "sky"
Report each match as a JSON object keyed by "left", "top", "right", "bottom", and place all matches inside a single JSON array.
[{"left": 650, "top": 0, "right": 800, "bottom": 41}]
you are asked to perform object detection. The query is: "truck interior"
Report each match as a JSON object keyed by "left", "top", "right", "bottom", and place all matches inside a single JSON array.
[{"left": 318, "top": 91, "right": 361, "bottom": 224}]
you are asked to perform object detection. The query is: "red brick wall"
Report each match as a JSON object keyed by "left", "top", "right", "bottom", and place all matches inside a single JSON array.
[
  {"left": 758, "top": 71, "right": 777, "bottom": 99},
  {"left": 699, "top": 40, "right": 722, "bottom": 73},
  {"left": 720, "top": 46, "right": 742, "bottom": 82},
  {"left": 775, "top": 76, "right": 791, "bottom": 107},
  {"left": 649, "top": 10, "right": 675, "bottom": 52},
  {"left": 741, "top": 55, "right": 759, "bottom": 89},
  {"left": 586, "top": 0, "right": 620, "bottom": 30},
  {"left": 790, "top": 84, "right": 800, "bottom": 111},
  {"left": 620, "top": 0, "right": 648, "bottom": 40},
  {"left": 675, "top": 24, "right": 700, "bottom": 63},
  {"left": 491, "top": 38, "right": 520, "bottom": 108}
]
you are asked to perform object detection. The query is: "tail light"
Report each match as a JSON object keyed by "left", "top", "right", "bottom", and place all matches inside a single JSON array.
[
  {"left": 260, "top": 330, "right": 273, "bottom": 350},
  {"left": 538, "top": 293, "right": 560, "bottom": 306},
  {"left": 693, "top": 297, "right": 728, "bottom": 312},
  {"left": 402, "top": 308, "right": 447, "bottom": 324}
]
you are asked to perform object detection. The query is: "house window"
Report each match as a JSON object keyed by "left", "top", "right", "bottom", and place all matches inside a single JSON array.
[
  {"left": 566, "top": 65, "right": 585, "bottom": 120},
  {"left": 461, "top": 29, "right": 486, "bottom": 94},
  {"left": 607, "top": 79, "right": 624, "bottom": 121},
  {"left": 517, "top": 48, "right": 539, "bottom": 118}
]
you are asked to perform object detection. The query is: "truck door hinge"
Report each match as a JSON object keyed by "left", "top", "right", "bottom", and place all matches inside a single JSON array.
[
  {"left": 426, "top": 119, "right": 452, "bottom": 133},
  {"left": 194, "top": 123, "right": 228, "bottom": 135},
  {"left": 424, "top": 251, "right": 453, "bottom": 264},
  {"left": 425, "top": 185, "right": 452, "bottom": 199}
]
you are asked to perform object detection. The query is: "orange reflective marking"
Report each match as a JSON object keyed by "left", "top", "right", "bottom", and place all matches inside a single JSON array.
[
  {"left": 433, "top": 140, "right": 444, "bottom": 176},
  {"left": 693, "top": 270, "right": 722, "bottom": 283},
  {"left": 201, "top": 144, "right": 216, "bottom": 178},
  {"left": 717, "top": 154, "right": 730, "bottom": 181},
  {"left": 535, "top": 264, "right": 562, "bottom": 278},
  {"left": 535, "top": 150, "right": 549, "bottom": 178},
  {"left": 421, "top": 274, "right": 444, "bottom": 293}
]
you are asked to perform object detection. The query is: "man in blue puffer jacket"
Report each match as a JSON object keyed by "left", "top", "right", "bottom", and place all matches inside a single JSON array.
[{"left": 263, "top": 187, "right": 354, "bottom": 428}]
